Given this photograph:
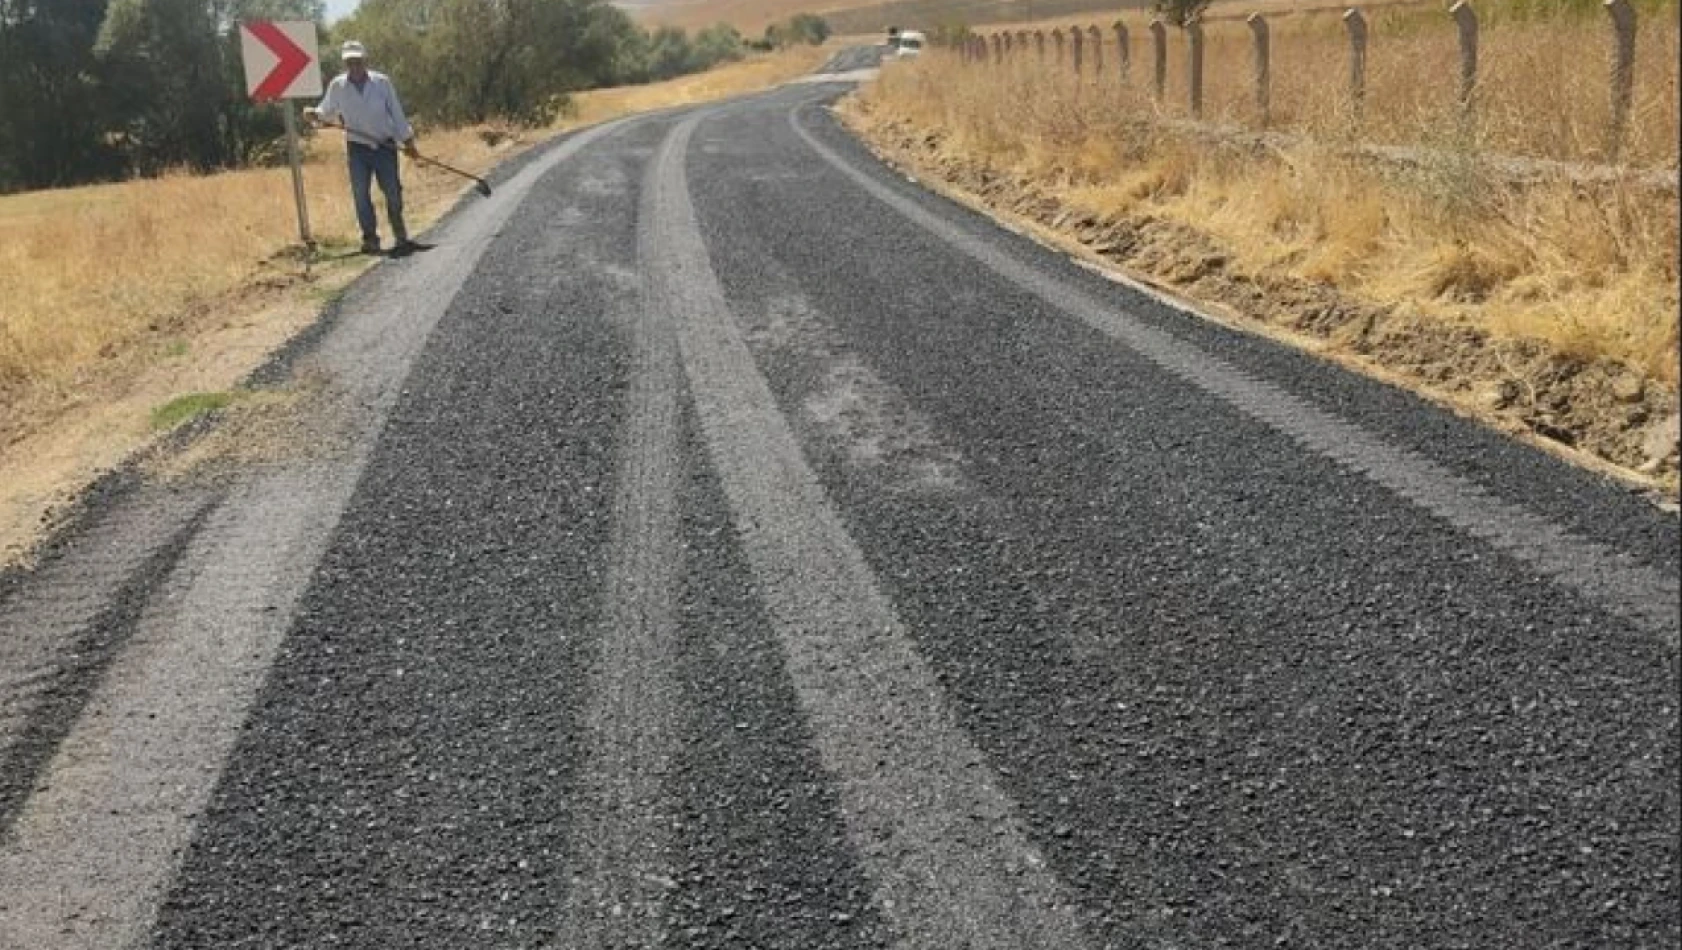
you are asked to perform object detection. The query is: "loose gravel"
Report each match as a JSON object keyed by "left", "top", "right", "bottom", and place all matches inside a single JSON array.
[
  {"left": 685, "top": 87, "right": 1680, "bottom": 948},
  {"left": 0, "top": 56, "right": 1671, "bottom": 950}
]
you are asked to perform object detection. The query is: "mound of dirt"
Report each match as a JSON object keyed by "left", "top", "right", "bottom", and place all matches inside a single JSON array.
[{"left": 845, "top": 113, "right": 1681, "bottom": 499}]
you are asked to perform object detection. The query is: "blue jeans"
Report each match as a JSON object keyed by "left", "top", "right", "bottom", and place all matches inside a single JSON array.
[{"left": 347, "top": 143, "right": 406, "bottom": 244}]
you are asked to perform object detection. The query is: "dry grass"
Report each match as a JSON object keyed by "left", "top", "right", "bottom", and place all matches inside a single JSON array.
[
  {"left": 567, "top": 43, "right": 831, "bottom": 121},
  {"left": 973, "top": 2, "right": 1680, "bottom": 167},
  {"left": 0, "top": 127, "right": 501, "bottom": 446},
  {"left": 0, "top": 47, "right": 825, "bottom": 451},
  {"left": 856, "top": 6, "right": 1680, "bottom": 387}
]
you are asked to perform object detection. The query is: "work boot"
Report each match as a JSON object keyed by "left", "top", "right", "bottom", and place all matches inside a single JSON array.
[{"left": 360, "top": 236, "right": 381, "bottom": 255}]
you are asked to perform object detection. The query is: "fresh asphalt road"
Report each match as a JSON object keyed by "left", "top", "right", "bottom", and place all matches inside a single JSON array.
[{"left": 1, "top": 53, "right": 1677, "bottom": 949}]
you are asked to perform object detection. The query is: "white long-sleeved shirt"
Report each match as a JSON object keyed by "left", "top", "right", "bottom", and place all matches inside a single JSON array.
[{"left": 316, "top": 71, "right": 414, "bottom": 149}]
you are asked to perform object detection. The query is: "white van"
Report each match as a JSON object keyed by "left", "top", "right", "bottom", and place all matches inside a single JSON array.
[{"left": 895, "top": 30, "right": 926, "bottom": 57}]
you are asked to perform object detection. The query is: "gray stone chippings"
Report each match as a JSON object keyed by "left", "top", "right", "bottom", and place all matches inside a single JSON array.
[
  {"left": 557, "top": 141, "right": 686, "bottom": 950},
  {"left": 0, "top": 467, "right": 361, "bottom": 950},
  {"left": 0, "top": 486, "right": 217, "bottom": 827},
  {"left": 0, "top": 113, "right": 644, "bottom": 950},
  {"left": 137, "top": 117, "right": 666, "bottom": 950},
  {"left": 697, "top": 91, "right": 1677, "bottom": 948},
  {"left": 666, "top": 396, "right": 897, "bottom": 950},
  {"left": 644, "top": 111, "right": 1095, "bottom": 950},
  {"left": 788, "top": 104, "right": 1680, "bottom": 647},
  {"left": 1, "top": 54, "right": 1675, "bottom": 950}
]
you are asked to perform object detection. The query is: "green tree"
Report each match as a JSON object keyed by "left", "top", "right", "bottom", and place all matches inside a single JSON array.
[
  {"left": 94, "top": 0, "right": 324, "bottom": 174},
  {"left": 646, "top": 26, "right": 692, "bottom": 81},
  {"left": 763, "top": 12, "right": 828, "bottom": 49},
  {"left": 787, "top": 13, "right": 829, "bottom": 44},
  {"left": 0, "top": 0, "right": 118, "bottom": 190},
  {"left": 338, "top": 0, "right": 642, "bottom": 127},
  {"left": 98, "top": 0, "right": 231, "bottom": 173},
  {"left": 1152, "top": 0, "right": 1210, "bottom": 28},
  {"left": 0, "top": 0, "right": 751, "bottom": 190},
  {"left": 690, "top": 23, "right": 743, "bottom": 70}
]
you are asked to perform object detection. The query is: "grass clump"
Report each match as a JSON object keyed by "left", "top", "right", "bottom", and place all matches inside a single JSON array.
[{"left": 150, "top": 391, "right": 243, "bottom": 431}]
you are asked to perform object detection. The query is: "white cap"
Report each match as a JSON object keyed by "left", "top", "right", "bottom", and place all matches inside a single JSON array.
[{"left": 341, "top": 40, "right": 367, "bottom": 60}]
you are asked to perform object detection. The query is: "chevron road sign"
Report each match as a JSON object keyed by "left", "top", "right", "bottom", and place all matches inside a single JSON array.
[
  {"left": 240, "top": 20, "right": 322, "bottom": 101},
  {"left": 239, "top": 21, "right": 324, "bottom": 256}
]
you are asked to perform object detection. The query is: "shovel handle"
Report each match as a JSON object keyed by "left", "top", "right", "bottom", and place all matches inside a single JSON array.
[{"left": 320, "top": 119, "right": 492, "bottom": 196}]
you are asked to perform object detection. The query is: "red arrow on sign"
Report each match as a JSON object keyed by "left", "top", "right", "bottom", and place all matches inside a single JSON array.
[{"left": 248, "top": 21, "right": 312, "bottom": 101}]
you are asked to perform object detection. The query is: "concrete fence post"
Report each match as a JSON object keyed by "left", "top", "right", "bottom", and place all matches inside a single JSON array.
[
  {"left": 1036, "top": 30, "right": 1046, "bottom": 61},
  {"left": 1003, "top": 31, "right": 1013, "bottom": 56},
  {"left": 1114, "top": 21, "right": 1131, "bottom": 84},
  {"left": 1187, "top": 17, "right": 1205, "bottom": 119},
  {"left": 1605, "top": 0, "right": 1636, "bottom": 159},
  {"left": 1248, "top": 13, "right": 1270, "bottom": 126},
  {"left": 1089, "top": 26, "right": 1104, "bottom": 79},
  {"left": 1149, "top": 19, "right": 1168, "bottom": 101},
  {"left": 992, "top": 32, "right": 1003, "bottom": 63},
  {"left": 1343, "top": 8, "right": 1368, "bottom": 123},
  {"left": 1054, "top": 28, "right": 1066, "bottom": 65},
  {"left": 1072, "top": 25, "right": 1084, "bottom": 77},
  {"left": 1017, "top": 30, "right": 1030, "bottom": 60},
  {"left": 1451, "top": 0, "right": 1478, "bottom": 117}
]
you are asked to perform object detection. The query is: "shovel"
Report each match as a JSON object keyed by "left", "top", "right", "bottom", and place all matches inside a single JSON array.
[
  {"left": 321, "top": 118, "right": 493, "bottom": 198},
  {"left": 408, "top": 151, "right": 493, "bottom": 199}
]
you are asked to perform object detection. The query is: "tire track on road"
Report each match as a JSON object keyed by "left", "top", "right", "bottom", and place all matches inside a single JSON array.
[
  {"left": 0, "top": 468, "right": 358, "bottom": 950},
  {"left": 0, "top": 488, "right": 217, "bottom": 753},
  {"left": 645, "top": 110, "right": 1095, "bottom": 950},
  {"left": 559, "top": 145, "right": 685, "bottom": 948},
  {"left": 0, "top": 496, "right": 217, "bottom": 839},
  {"left": 666, "top": 401, "right": 895, "bottom": 949}
]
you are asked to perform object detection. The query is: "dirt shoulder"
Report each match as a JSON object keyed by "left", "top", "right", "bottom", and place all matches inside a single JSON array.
[{"left": 837, "top": 106, "right": 1681, "bottom": 505}]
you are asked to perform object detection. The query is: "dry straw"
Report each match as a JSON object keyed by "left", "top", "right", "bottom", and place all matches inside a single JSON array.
[{"left": 860, "top": 0, "right": 1680, "bottom": 384}]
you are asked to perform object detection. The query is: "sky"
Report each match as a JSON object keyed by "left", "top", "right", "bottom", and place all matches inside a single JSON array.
[{"left": 325, "top": 0, "right": 361, "bottom": 23}]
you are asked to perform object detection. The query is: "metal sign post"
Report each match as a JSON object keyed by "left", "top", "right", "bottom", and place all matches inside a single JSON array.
[
  {"left": 281, "top": 100, "right": 313, "bottom": 253},
  {"left": 239, "top": 20, "right": 324, "bottom": 266}
]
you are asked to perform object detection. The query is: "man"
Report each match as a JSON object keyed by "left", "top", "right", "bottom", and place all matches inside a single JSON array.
[{"left": 304, "top": 41, "right": 419, "bottom": 255}]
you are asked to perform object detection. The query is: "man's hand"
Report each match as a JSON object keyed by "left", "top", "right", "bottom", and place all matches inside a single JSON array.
[
  {"left": 302, "top": 107, "right": 322, "bottom": 126},
  {"left": 402, "top": 139, "right": 421, "bottom": 159}
]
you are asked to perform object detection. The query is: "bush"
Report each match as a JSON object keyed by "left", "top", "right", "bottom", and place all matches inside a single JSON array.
[
  {"left": 1153, "top": 0, "right": 1211, "bottom": 28},
  {"left": 764, "top": 13, "right": 829, "bottom": 49},
  {"left": 692, "top": 23, "right": 745, "bottom": 70},
  {"left": 337, "top": 0, "right": 648, "bottom": 126}
]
